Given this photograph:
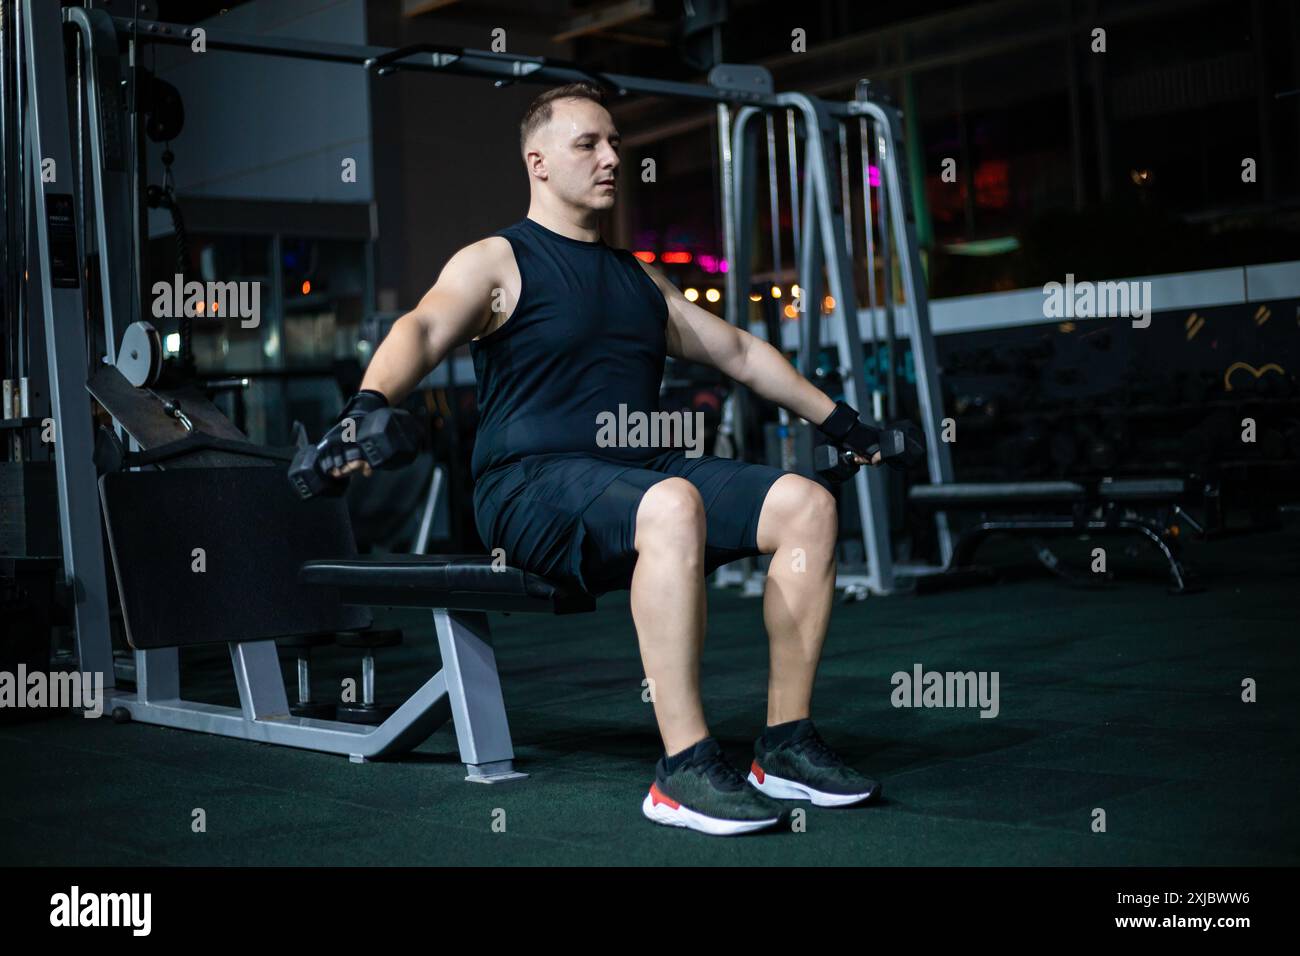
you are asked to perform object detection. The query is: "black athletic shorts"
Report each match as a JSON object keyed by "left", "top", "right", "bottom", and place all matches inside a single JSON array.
[{"left": 472, "top": 451, "right": 787, "bottom": 596}]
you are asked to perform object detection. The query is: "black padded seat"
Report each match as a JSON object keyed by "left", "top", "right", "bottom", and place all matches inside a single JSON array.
[
  {"left": 299, "top": 554, "right": 596, "bottom": 615},
  {"left": 909, "top": 481, "right": 1087, "bottom": 507},
  {"left": 1097, "top": 477, "right": 1186, "bottom": 500}
]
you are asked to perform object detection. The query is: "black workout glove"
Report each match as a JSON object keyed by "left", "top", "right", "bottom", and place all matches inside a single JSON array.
[
  {"left": 818, "top": 401, "right": 928, "bottom": 470},
  {"left": 817, "top": 401, "right": 884, "bottom": 464},
  {"left": 315, "top": 389, "right": 389, "bottom": 474}
]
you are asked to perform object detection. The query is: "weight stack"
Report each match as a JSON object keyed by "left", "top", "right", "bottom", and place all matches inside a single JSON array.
[{"left": 0, "top": 462, "right": 61, "bottom": 558}]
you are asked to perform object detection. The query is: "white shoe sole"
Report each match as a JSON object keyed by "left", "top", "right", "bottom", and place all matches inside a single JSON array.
[
  {"left": 641, "top": 792, "right": 780, "bottom": 836},
  {"left": 748, "top": 769, "right": 878, "bottom": 807}
]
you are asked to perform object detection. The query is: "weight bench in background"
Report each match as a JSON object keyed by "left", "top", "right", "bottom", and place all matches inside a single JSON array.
[
  {"left": 908, "top": 478, "right": 1203, "bottom": 594},
  {"left": 99, "top": 466, "right": 594, "bottom": 782}
]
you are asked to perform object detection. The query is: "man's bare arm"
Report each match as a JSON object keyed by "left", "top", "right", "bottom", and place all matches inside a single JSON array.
[
  {"left": 640, "top": 261, "right": 836, "bottom": 428},
  {"left": 360, "top": 238, "right": 507, "bottom": 404},
  {"left": 324, "top": 239, "right": 502, "bottom": 478}
]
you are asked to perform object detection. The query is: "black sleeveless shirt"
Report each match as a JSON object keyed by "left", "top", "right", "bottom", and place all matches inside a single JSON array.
[{"left": 469, "top": 218, "right": 669, "bottom": 481}]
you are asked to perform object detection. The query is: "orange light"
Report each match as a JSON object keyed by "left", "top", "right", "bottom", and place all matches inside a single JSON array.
[
  {"left": 633, "top": 250, "right": 656, "bottom": 263},
  {"left": 748, "top": 293, "right": 762, "bottom": 302},
  {"left": 662, "top": 251, "right": 692, "bottom": 264},
  {"left": 1169, "top": 525, "right": 1180, "bottom": 538},
  {"left": 823, "top": 295, "right": 835, "bottom": 312},
  {"left": 195, "top": 301, "right": 205, "bottom": 315},
  {"left": 301, "top": 280, "right": 312, "bottom": 295},
  {"left": 783, "top": 304, "right": 798, "bottom": 319}
]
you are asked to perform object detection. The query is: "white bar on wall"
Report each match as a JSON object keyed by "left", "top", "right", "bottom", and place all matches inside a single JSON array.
[
  {"left": 1245, "top": 261, "right": 1300, "bottom": 302},
  {"left": 761, "top": 259, "right": 1300, "bottom": 349}
]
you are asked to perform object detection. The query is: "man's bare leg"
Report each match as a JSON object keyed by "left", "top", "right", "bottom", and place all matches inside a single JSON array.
[
  {"left": 754, "top": 474, "right": 840, "bottom": 725},
  {"left": 629, "top": 477, "right": 710, "bottom": 755}
]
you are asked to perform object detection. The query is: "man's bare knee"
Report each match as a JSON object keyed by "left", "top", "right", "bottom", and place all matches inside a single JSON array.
[
  {"left": 634, "top": 477, "right": 705, "bottom": 554},
  {"left": 801, "top": 483, "right": 838, "bottom": 546},
  {"left": 758, "top": 474, "right": 838, "bottom": 556}
]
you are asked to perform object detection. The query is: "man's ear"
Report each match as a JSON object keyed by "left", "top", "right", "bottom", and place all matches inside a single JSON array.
[{"left": 525, "top": 148, "right": 547, "bottom": 181}]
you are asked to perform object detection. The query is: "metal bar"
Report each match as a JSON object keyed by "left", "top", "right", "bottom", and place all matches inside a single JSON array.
[
  {"left": 759, "top": 108, "right": 794, "bottom": 468},
  {"left": 855, "top": 99, "right": 955, "bottom": 564},
  {"left": 723, "top": 104, "right": 760, "bottom": 332},
  {"left": 64, "top": 8, "right": 135, "bottom": 364},
  {"left": 3, "top": 0, "right": 24, "bottom": 452},
  {"left": 718, "top": 104, "right": 739, "bottom": 326},
  {"left": 20, "top": 0, "right": 115, "bottom": 683},
  {"left": 135, "top": 647, "right": 179, "bottom": 702},
  {"left": 838, "top": 122, "right": 852, "bottom": 251},
  {"left": 732, "top": 108, "right": 763, "bottom": 321},
  {"left": 106, "top": 15, "right": 866, "bottom": 115},
  {"left": 783, "top": 92, "right": 894, "bottom": 594},
  {"left": 718, "top": 102, "right": 759, "bottom": 586},
  {"left": 127, "top": 34, "right": 147, "bottom": 361},
  {"left": 230, "top": 640, "right": 291, "bottom": 720},
  {"left": 269, "top": 234, "right": 285, "bottom": 440},
  {"left": 858, "top": 116, "right": 880, "bottom": 401},
  {"left": 414, "top": 465, "right": 444, "bottom": 555},
  {"left": 873, "top": 119, "right": 898, "bottom": 420},
  {"left": 786, "top": 109, "right": 802, "bottom": 268},
  {"left": 764, "top": 112, "right": 782, "bottom": 276},
  {"left": 433, "top": 609, "right": 522, "bottom": 778},
  {"left": 796, "top": 147, "right": 819, "bottom": 380},
  {"left": 107, "top": 667, "right": 455, "bottom": 760}
]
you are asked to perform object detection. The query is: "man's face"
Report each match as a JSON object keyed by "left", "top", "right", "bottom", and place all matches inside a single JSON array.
[{"left": 528, "top": 98, "right": 621, "bottom": 211}]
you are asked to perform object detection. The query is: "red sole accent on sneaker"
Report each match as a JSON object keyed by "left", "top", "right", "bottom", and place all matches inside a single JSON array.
[
  {"left": 649, "top": 782, "right": 680, "bottom": 809},
  {"left": 750, "top": 761, "right": 765, "bottom": 784}
]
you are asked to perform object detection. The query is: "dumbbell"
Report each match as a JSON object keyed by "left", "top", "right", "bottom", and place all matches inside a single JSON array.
[
  {"left": 335, "top": 628, "right": 404, "bottom": 725},
  {"left": 288, "top": 422, "right": 344, "bottom": 499},
  {"left": 814, "top": 422, "right": 925, "bottom": 482},
  {"left": 355, "top": 406, "right": 424, "bottom": 470},
  {"left": 814, "top": 444, "right": 861, "bottom": 482},
  {"left": 288, "top": 407, "right": 424, "bottom": 500},
  {"left": 276, "top": 632, "right": 337, "bottom": 720}
]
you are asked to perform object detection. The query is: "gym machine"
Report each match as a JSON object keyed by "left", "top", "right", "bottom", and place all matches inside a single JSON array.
[
  {"left": 716, "top": 71, "right": 955, "bottom": 595},
  {"left": 9, "top": 0, "right": 947, "bottom": 773}
]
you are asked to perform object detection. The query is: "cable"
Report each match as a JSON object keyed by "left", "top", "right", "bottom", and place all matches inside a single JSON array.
[{"left": 75, "top": 27, "right": 91, "bottom": 370}]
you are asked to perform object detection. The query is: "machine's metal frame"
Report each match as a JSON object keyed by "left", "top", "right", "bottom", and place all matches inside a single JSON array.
[
  {"left": 18, "top": 0, "right": 115, "bottom": 681},
  {"left": 722, "top": 94, "right": 955, "bottom": 592},
  {"left": 111, "top": 606, "right": 522, "bottom": 779}
]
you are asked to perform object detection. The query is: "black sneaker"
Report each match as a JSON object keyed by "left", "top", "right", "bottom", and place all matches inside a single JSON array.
[
  {"left": 748, "top": 720, "right": 880, "bottom": 807},
  {"left": 642, "top": 737, "right": 784, "bottom": 835}
]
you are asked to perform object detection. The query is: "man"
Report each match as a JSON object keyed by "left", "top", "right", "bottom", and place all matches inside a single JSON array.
[{"left": 313, "top": 83, "right": 888, "bottom": 836}]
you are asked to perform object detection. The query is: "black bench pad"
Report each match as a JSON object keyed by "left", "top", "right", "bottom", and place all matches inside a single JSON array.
[
  {"left": 299, "top": 555, "right": 596, "bottom": 615},
  {"left": 910, "top": 478, "right": 1188, "bottom": 509},
  {"left": 909, "top": 481, "right": 1086, "bottom": 507}
]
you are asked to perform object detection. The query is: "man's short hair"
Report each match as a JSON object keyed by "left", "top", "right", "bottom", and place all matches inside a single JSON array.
[{"left": 519, "top": 82, "right": 607, "bottom": 156}]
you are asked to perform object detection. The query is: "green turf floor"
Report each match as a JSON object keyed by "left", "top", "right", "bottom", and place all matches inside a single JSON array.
[{"left": 2, "top": 526, "right": 1297, "bottom": 866}]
